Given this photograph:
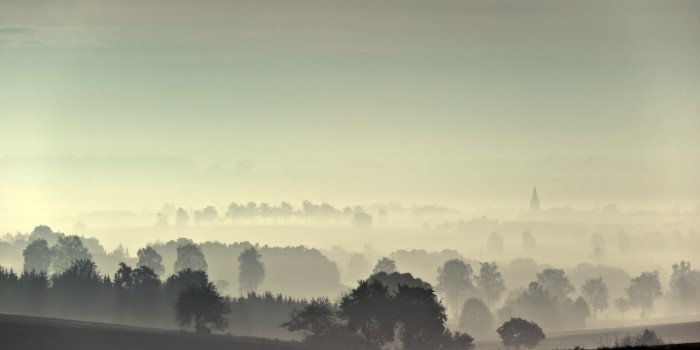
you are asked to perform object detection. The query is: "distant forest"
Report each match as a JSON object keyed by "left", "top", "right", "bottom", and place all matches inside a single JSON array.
[{"left": 1, "top": 225, "right": 699, "bottom": 349}]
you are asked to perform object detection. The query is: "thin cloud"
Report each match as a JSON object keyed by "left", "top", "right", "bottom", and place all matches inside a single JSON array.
[{"left": 0, "top": 26, "right": 123, "bottom": 47}]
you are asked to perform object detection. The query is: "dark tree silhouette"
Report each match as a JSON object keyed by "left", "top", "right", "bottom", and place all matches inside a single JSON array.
[
  {"left": 436, "top": 259, "right": 473, "bottom": 317},
  {"left": 627, "top": 271, "right": 662, "bottom": 318},
  {"left": 23, "top": 238, "right": 52, "bottom": 273},
  {"left": 282, "top": 297, "right": 336, "bottom": 336},
  {"left": 497, "top": 317, "right": 545, "bottom": 350},
  {"left": 51, "top": 235, "right": 92, "bottom": 272},
  {"left": 238, "top": 247, "right": 265, "bottom": 295},
  {"left": 582, "top": 276, "right": 608, "bottom": 319},
  {"left": 175, "top": 282, "right": 230, "bottom": 334},
  {"left": 614, "top": 297, "right": 631, "bottom": 320},
  {"left": 137, "top": 246, "right": 165, "bottom": 276},
  {"left": 369, "top": 271, "right": 431, "bottom": 293},
  {"left": 536, "top": 268, "right": 574, "bottom": 300},
  {"left": 165, "top": 268, "right": 209, "bottom": 299},
  {"left": 394, "top": 284, "right": 446, "bottom": 350},
  {"left": 339, "top": 279, "right": 396, "bottom": 347},
  {"left": 459, "top": 297, "right": 493, "bottom": 335},
  {"left": 476, "top": 262, "right": 506, "bottom": 306},
  {"left": 441, "top": 330, "right": 475, "bottom": 350},
  {"left": 174, "top": 243, "right": 208, "bottom": 272},
  {"left": 372, "top": 257, "right": 397, "bottom": 274},
  {"left": 569, "top": 296, "right": 591, "bottom": 328}
]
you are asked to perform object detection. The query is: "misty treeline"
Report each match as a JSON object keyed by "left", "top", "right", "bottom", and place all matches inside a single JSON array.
[
  {"left": 1, "top": 225, "right": 699, "bottom": 345},
  {"left": 154, "top": 201, "right": 461, "bottom": 228}
]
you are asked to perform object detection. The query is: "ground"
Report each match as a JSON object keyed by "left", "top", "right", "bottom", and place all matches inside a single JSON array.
[{"left": 0, "top": 313, "right": 311, "bottom": 350}]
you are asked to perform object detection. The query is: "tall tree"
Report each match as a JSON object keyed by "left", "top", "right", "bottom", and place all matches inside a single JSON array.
[
  {"left": 23, "top": 239, "right": 52, "bottom": 273},
  {"left": 175, "top": 282, "right": 230, "bottom": 334},
  {"left": 497, "top": 318, "right": 545, "bottom": 350},
  {"left": 238, "top": 247, "right": 265, "bottom": 295},
  {"left": 627, "top": 271, "right": 662, "bottom": 318},
  {"left": 459, "top": 297, "right": 493, "bottom": 335},
  {"left": 394, "top": 284, "right": 447, "bottom": 350},
  {"left": 339, "top": 279, "right": 396, "bottom": 347},
  {"left": 137, "top": 246, "right": 165, "bottom": 276},
  {"left": 476, "top": 262, "right": 506, "bottom": 306},
  {"left": 669, "top": 261, "right": 699, "bottom": 315},
  {"left": 173, "top": 243, "right": 208, "bottom": 272},
  {"left": 581, "top": 277, "right": 609, "bottom": 319},
  {"left": 436, "top": 259, "right": 473, "bottom": 317},
  {"left": 614, "top": 297, "right": 631, "bottom": 320},
  {"left": 536, "top": 268, "right": 575, "bottom": 300},
  {"left": 51, "top": 235, "right": 92, "bottom": 272},
  {"left": 282, "top": 297, "right": 336, "bottom": 336},
  {"left": 27, "top": 225, "right": 58, "bottom": 246}
]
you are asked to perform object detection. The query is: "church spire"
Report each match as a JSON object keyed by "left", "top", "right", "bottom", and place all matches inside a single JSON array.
[{"left": 530, "top": 185, "right": 540, "bottom": 211}]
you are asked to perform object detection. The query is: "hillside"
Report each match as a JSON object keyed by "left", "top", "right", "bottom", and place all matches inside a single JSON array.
[{"left": 0, "top": 313, "right": 310, "bottom": 350}]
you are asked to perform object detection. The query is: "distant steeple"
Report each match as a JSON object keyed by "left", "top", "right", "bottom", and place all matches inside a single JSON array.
[{"left": 530, "top": 186, "right": 540, "bottom": 211}]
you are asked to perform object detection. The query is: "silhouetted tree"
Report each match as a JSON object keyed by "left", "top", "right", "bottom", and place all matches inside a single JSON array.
[
  {"left": 369, "top": 271, "right": 431, "bottom": 293},
  {"left": 459, "top": 297, "right": 493, "bottom": 335},
  {"left": 476, "top": 262, "right": 506, "bottom": 306},
  {"left": 137, "top": 246, "right": 165, "bottom": 277},
  {"left": 627, "top": 271, "right": 662, "bottom": 318},
  {"left": 23, "top": 238, "right": 52, "bottom": 273},
  {"left": 282, "top": 297, "right": 336, "bottom": 336},
  {"left": 497, "top": 317, "right": 545, "bottom": 350},
  {"left": 394, "top": 284, "right": 446, "bottom": 350},
  {"left": 238, "top": 247, "right": 265, "bottom": 295},
  {"left": 582, "top": 277, "right": 608, "bottom": 319},
  {"left": 174, "top": 243, "right": 208, "bottom": 272},
  {"left": 614, "top": 297, "right": 631, "bottom": 320},
  {"left": 441, "top": 330, "right": 475, "bottom": 350},
  {"left": 339, "top": 279, "right": 396, "bottom": 347},
  {"left": 536, "top": 268, "right": 574, "bottom": 300},
  {"left": 569, "top": 296, "right": 591, "bottom": 328},
  {"left": 436, "top": 259, "right": 473, "bottom": 317},
  {"left": 51, "top": 235, "right": 92, "bottom": 272},
  {"left": 669, "top": 261, "right": 699, "bottom": 315},
  {"left": 27, "top": 225, "right": 58, "bottom": 246},
  {"left": 372, "top": 257, "right": 397, "bottom": 274},
  {"left": 165, "top": 268, "right": 209, "bottom": 299},
  {"left": 175, "top": 282, "right": 230, "bottom": 334},
  {"left": 502, "top": 281, "right": 558, "bottom": 330}
]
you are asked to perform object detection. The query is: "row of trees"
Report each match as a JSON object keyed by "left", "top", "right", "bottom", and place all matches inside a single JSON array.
[
  {"left": 156, "top": 201, "right": 377, "bottom": 227},
  {"left": 282, "top": 270, "right": 548, "bottom": 350},
  {"left": 22, "top": 233, "right": 268, "bottom": 296}
]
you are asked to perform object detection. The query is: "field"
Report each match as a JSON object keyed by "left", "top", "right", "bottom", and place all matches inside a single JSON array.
[
  {"left": 475, "top": 319, "right": 700, "bottom": 350},
  {"left": 2, "top": 313, "right": 700, "bottom": 350},
  {"left": 0, "top": 313, "right": 310, "bottom": 350}
]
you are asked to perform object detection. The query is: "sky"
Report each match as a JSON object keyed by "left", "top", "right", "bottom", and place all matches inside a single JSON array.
[{"left": 1, "top": 0, "right": 699, "bottom": 217}]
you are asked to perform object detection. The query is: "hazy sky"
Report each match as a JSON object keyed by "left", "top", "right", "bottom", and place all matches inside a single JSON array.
[{"left": 1, "top": 0, "right": 699, "bottom": 216}]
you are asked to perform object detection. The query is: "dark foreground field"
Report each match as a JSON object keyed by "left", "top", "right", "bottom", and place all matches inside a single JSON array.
[
  {"left": 2, "top": 313, "right": 700, "bottom": 350},
  {"left": 474, "top": 319, "right": 700, "bottom": 350},
  {"left": 0, "top": 313, "right": 310, "bottom": 350}
]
